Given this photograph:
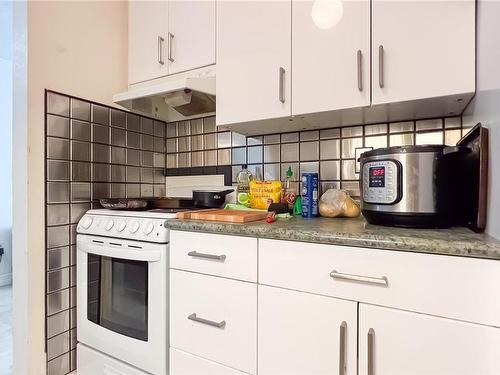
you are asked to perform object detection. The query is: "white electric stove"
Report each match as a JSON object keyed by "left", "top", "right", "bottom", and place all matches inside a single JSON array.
[
  {"left": 76, "top": 209, "right": 180, "bottom": 375},
  {"left": 76, "top": 175, "right": 234, "bottom": 374}
]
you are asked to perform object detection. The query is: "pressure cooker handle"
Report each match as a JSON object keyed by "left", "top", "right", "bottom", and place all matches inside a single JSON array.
[
  {"left": 443, "top": 146, "right": 472, "bottom": 156},
  {"left": 218, "top": 189, "right": 235, "bottom": 196}
]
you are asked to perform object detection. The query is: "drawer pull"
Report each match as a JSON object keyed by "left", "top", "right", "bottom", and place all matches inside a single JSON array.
[
  {"left": 378, "top": 45, "right": 384, "bottom": 88},
  {"left": 339, "top": 321, "right": 347, "bottom": 375},
  {"left": 168, "top": 32, "right": 174, "bottom": 62},
  {"left": 330, "top": 270, "right": 388, "bottom": 286},
  {"left": 357, "top": 50, "right": 363, "bottom": 92},
  {"left": 279, "top": 66, "right": 285, "bottom": 103},
  {"left": 188, "top": 313, "right": 226, "bottom": 329},
  {"left": 157, "top": 36, "right": 165, "bottom": 65},
  {"left": 188, "top": 251, "right": 226, "bottom": 261},
  {"left": 368, "top": 328, "right": 375, "bottom": 375}
]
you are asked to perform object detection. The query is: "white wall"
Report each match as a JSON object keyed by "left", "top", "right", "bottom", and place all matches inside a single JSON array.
[
  {"left": 463, "top": 0, "right": 500, "bottom": 240},
  {"left": 13, "top": 1, "right": 128, "bottom": 373},
  {"left": 0, "top": 1, "right": 12, "bottom": 286},
  {"left": 12, "top": 1, "right": 29, "bottom": 373}
]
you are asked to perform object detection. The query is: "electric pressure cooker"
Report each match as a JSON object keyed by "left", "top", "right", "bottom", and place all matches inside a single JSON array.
[{"left": 359, "top": 145, "right": 470, "bottom": 228}]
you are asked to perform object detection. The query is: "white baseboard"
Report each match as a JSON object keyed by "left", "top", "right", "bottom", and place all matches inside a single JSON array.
[{"left": 0, "top": 272, "right": 12, "bottom": 286}]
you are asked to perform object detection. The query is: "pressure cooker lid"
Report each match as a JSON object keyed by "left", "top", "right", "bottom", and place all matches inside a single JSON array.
[{"left": 360, "top": 144, "right": 446, "bottom": 158}]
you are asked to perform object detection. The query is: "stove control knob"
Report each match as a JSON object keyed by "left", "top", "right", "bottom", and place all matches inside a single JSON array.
[
  {"left": 105, "top": 219, "right": 115, "bottom": 231},
  {"left": 80, "top": 216, "right": 93, "bottom": 230},
  {"left": 143, "top": 222, "right": 155, "bottom": 235},
  {"left": 129, "top": 221, "right": 140, "bottom": 234},
  {"left": 117, "top": 220, "right": 127, "bottom": 232}
]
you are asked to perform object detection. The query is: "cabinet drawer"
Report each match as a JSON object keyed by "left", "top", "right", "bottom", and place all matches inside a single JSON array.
[
  {"left": 170, "top": 231, "right": 258, "bottom": 282},
  {"left": 170, "top": 347, "right": 248, "bottom": 375},
  {"left": 170, "top": 270, "right": 257, "bottom": 374},
  {"left": 259, "top": 239, "right": 500, "bottom": 327}
]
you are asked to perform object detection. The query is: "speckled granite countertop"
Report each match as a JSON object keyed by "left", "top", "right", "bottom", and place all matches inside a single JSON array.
[{"left": 165, "top": 216, "right": 500, "bottom": 260}]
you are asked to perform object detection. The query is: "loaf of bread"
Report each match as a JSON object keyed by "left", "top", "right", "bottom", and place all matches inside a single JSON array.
[{"left": 318, "top": 189, "right": 360, "bottom": 218}]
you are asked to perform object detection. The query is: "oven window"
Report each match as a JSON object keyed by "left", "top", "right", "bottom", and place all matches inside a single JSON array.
[{"left": 87, "top": 253, "right": 148, "bottom": 341}]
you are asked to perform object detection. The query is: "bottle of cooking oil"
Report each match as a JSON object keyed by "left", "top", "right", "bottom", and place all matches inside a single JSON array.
[{"left": 236, "top": 164, "right": 253, "bottom": 207}]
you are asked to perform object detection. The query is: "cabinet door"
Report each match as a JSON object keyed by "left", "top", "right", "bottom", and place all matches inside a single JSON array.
[
  {"left": 372, "top": 0, "right": 475, "bottom": 104},
  {"left": 216, "top": 1, "right": 291, "bottom": 126},
  {"left": 168, "top": 0, "right": 216, "bottom": 75},
  {"left": 292, "top": 0, "right": 370, "bottom": 115},
  {"left": 258, "top": 285, "right": 357, "bottom": 375},
  {"left": 359, "top": 304, "right": 500, "bottom": 375},
  {"left": 128, "top": 1, "right": 169, "bottom": 84}
]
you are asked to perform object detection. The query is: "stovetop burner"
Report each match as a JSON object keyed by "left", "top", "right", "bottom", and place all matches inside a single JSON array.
[
  {"left": 147, "top": 207, "right": 204, "bottom": 214},
  {"left": 98, "top": 197, "right": 199, "bottom": 212}
]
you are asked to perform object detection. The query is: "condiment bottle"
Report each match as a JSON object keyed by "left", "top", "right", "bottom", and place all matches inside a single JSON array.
[
  {"left": 281, "top": 166, "right": 297, "bottom": 210},
  {"left": 236, "top": 164, "right": 253, "bottom": 207}
]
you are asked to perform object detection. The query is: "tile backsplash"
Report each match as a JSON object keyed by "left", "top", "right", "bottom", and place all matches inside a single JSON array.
[
  {"left": 44, "top": 90, "right": 167, "bottom": 375},
  {"left": 166, "top": 115, "right": 469, "bottom": 197}
]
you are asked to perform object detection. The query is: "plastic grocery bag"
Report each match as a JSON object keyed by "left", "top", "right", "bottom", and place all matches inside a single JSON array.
[{"left": 318, "top": 189, "right": 360, "bottom": 218}]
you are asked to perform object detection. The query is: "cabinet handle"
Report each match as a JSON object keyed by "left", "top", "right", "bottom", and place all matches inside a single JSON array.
[
  {"left": 378, "top": 45, "right": 384, "bottom": 88},
  {"left": 330, "top": 270, "right": 388, "bottom": 286},
  {"left": 357, "top": 50, "right": 363, "bottom": 91},
  {"left": 368, "top": 328, "right": 375, "bottom": 375},
  {"left": 157, "top": 36, "right": 165, "bottom": 65},
  {"left": 187, "top": 251, "right": 226, "bottom": 261},
  {"left": 279, "top": 67, "right": 285, "bottom": 103},
  {"left": 188, "top": 313, "right": 226, "bottom": 329},
  {"left": 168, "top": 32, "right": 174, "bottom": 62},
  {"left": 339, "top": 321, "right": 347, "bottom": 375}
]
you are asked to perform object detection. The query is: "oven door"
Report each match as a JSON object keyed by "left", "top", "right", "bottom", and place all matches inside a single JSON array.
[{"left": 77, "top": 234, "right": 168, "bottom": 375}]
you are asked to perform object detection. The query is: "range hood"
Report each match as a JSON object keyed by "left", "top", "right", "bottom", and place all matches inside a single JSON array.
[{"left": 113, "top": 66, "right": 216, "bottom": 122}]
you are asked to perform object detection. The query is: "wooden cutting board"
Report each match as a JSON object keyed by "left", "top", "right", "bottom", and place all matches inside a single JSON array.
[
  {"left": 176, "top": 209, "right": 215, "bottom": 220},
  {"left": 177, "top": 209, "right": 268, "bottom": 223}
]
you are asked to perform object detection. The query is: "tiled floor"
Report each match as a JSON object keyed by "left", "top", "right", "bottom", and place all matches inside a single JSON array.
[{"left": 0, "top": 284, "right": 12, "bottom": 375}]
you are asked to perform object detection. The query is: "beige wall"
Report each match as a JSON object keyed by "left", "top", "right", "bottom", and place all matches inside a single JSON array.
[{"left": 22, "top": 1, "right": 127, "bottom": 373}]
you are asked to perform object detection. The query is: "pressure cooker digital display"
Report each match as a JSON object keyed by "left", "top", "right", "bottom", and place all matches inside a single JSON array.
[
  {"left": 369, "top": 166, "right": 385, "bottom": 187},
  {"left": 362, "top": 160, "right": 399, "bottom": 205}
]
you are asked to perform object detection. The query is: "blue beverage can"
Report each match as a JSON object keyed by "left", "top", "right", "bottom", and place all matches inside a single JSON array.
[{"left": 301, "top": 172, "right": 319, "bottom": 217}]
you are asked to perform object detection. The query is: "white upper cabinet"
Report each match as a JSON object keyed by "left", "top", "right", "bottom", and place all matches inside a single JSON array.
[
  {"left": 216, "top": 1, "right": 291, "bottom": 127},
  {"left": 215, "top": 0, "right": 475, "bottom": 132},
  {"left": 128, "top": 1, "right": 169, "bottom": 85},
  {"left": 292, "top": 0, "right": 370, "bottom": 115},
  {"left": 128, "top": 0, "right": 216, "bottom": 85},
  {"left": 372, "top": 0, "right": 475, "bottom": 105},
  {"left": 359, "top": 304, "right": 500, "bottom": 375},
  {"left": 258, "top": 285, "right": 358, "bottom": 375},
  {"left": 168, "top": 1, "right": 216, "bottom": 75}
]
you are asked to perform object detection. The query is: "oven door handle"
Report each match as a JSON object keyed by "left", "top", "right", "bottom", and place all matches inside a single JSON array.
[{"left": 78, "top": 241, "right": 161, "bottom": 262}]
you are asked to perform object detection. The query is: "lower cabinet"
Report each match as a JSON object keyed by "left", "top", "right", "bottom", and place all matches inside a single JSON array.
[
  {"left": 170, "top": 232, "right": 500, "bottom": 375},
  {"left": 358, "top": 304, "right": 500, "bottom": 375},
  {"left": 258, "top": 285, "right": 358, "bottom": 375}
]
